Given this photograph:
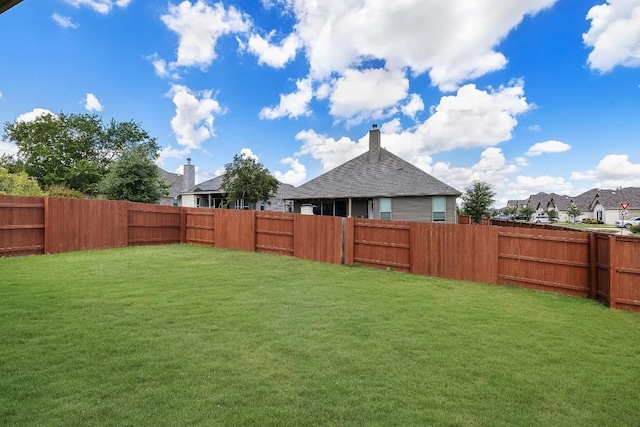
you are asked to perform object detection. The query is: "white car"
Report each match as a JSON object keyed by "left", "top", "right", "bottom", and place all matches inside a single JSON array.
[
  {"left": 615, "top": 216, "right": 640, "bottom": 228},
  {"left": 530, "top": 214, "right": 550, "bottom": 223}
]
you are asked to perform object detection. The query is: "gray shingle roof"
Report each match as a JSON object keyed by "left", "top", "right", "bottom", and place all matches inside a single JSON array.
[
  {"left": 157, "top": 167, "right": 184, "bottom": 198},
  {"left": 593, "top": 187, "right": 640, "bottom": 209},
  {"left": 185, "top": 175, "right": 296, "bottom": 199},
  {"left": 527, "top": 192, "right": 552, "bottom": 210},
  {"left": 288, "top": 148, "right": 461, "bottom": 199},
  {"left": 186, "top": 175, "right": 224, "bottom": 193},
  {"left": 549, "top": 194, "right": 572, "bottom": 211},
  {"left": 571, "top": 188, "right": 600, "bottom": 211}
]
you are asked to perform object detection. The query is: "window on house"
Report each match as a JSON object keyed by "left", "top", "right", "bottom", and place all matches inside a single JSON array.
[
  {"left": 235, "top": 199, "right": 250, "bottom": 210},
  {"left": 432, "top": 196, "right": 446, "bottom": 221},
  {"left": 380, "top": 198, "right": 391, "bottom": 220},
  {"left": 335, "top": 200, "right": 347, "bottom": 217},
  {"left": 320, "top": 200, "right": 333, "bottom": 216}
]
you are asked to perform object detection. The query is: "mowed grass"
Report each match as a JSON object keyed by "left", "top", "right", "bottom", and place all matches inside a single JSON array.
[{"left": 1, "top": 245, "right": 639, "bottom": 426}]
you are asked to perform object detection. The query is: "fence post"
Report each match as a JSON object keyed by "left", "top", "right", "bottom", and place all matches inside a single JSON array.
[
  {"left": 608, "top": 235, "right": 617, "bottom": 309},
  {"left": 180, "top": 208, "right": 186, "bottom": 244},
  {"left": 340, "top": 217, "right": 345, "bottom": 265},
  {"left": 589, "top": 233, "right": 597, "bottom": 300},
  {"left": 252, "top": 210, "right": 257, "bottom": 252},
  {"left": 43, "top": 196, "right": 50, "bottom": 254}
]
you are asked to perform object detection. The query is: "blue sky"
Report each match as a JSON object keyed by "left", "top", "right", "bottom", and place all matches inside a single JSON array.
[{"left": 1, "top": 0, "right": 639, "bottom": 206}]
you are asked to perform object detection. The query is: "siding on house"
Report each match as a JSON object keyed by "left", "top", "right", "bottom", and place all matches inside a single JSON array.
[
  {"left": 369, "top": 195, "right": 457, "bottom": 222},
  {"left": 392, "top": 197, "right": 429, "bottom": 221}
]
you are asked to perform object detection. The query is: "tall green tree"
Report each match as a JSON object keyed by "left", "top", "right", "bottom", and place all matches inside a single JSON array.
[
  {"left": 220, "top": 154, "right": 279, "bottom": 209},
  {"left": 519, "top": 205, "right": 535, "bottom": 220},
  {"left": 98, "top": 145, "right": 168, "bottom": 204},
  {"left": 566, "top": 202, "right": 582, "bottom": 223},
  {"left": 0, "top": 168, "right": 43, "bottom": 196},
  {"left": 2, "top": 112, "right": 159, "bottom": 195},
  {"left": 461, "top": 181, "right": 496, "bottom": 224}
]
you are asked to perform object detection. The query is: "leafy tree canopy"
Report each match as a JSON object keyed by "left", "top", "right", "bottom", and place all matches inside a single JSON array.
[
  {"left": 0, "top": 167, "right": 43, "bottom": 196},
  {"left": 98, "top": 145, "right": 168, "bottom": 204},
  {"left": 461, "top": 181, "right": 496, "bottom": 224},
  {"left": 220, "top": 154, "right": 279, "bottom": 208},
  {"left": 2, "top": 112, "right": 159, "bottom": 195},
  {"left": 519, "top": 205, "right": 535, "bottom": 219}
]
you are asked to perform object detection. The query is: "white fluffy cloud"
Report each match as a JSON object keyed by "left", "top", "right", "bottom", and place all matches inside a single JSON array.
[
  {"left": 259, "top": 78, "right": 313, "bottom": 119},
  {"left": 161, "top": 1, "right": 250, "bottom": 70},
  {"left": 0, "top": 140, "right": 18, "bottom": 157},
  {"left": 63, "top": 0, "right": 131, "bottom": 14},
  {"left": 274, "top": 157, "right": 307, "bottom": 185},
  {"left": 431, "top": 147, "right": 518, "bottom": 193},
  {"left": 525, "top": 140, "right": 571, "bottom": 156},
  {"left": 571, "top": 154, "right": 640, "bottom": 187},
  {"left": 433, "top": 148, "right": 576, "bottom": 207},
  {"left": 401, "top": 94, "right": 425, "bottom": 119},
  {"left": 240, "top": 147, "right": 259, "bottom": 160},
  {"left": 270, "top": 0, "right": 556, "bottom": 91},
  {"left": 52, "top": 13, "right": 78, "bottom": 28},
  {"left": 167, "top": 84, "right": 223, "bottom": 150},
  {"left": 583, "top": 0, "right": 640, "bottom": 72},
  {"left": 84, "top": 93, "right": 103, "bottom": 112},
  {"left": 16, "top": 108, "right": 56, "bottom": 123},
  {"left": 329, "top": 68, "right": 409, "bottom": 124},
  {"left": 158, "top": 145, "right": 191, "bottom": 166},
  {"left": 409, "top": 81, "right": 532, "bottom": 153},
  {"left": 294, "top": 129, "right": 368, "bottom": 172},
  {"left": 289, "top": 80, "right": 532, "bottom": 175},
  {"left": 247, "top": 32, "right": 300, "bottom": 68}
]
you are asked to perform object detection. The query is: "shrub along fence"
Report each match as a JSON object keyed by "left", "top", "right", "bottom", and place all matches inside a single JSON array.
[{"left": 1, "top": 195, "right": 639, "bottom": 313}]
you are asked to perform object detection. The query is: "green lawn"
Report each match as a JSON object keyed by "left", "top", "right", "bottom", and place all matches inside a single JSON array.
[{"left": 1, "top": 245, "right": 639, "bottom": 426}]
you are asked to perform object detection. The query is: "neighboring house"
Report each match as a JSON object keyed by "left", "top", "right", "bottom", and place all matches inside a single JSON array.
[
  {"left": 286, "top": 125, "right": 461, "bottom": 222},
  {"left": 180, "top": 175, "right": 295, "bottom": 212},
  {"left": 519, "top": 187, "right": 640, "bottom": 225},
  {"left": 157, "top": 158, "right": 196, "bottom": 206},
  {"left": 589, "top": 187, "right": 640, "bottom": 224},
  {"left": 506, "top": 199, "right": 528, "bottom": 211},
  {"left": 547, "top": 188, "right": 600, "bottom": 223}
]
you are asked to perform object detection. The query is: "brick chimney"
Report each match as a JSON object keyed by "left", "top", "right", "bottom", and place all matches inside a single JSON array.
[
  {"left": 368, "top": 124, "right": 381, "bottom": 164},
  {"left": 183, "top": 158, "right": 195, "bottom": 191}
]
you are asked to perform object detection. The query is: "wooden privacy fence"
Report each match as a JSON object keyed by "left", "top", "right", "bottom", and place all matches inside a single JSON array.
[{"left": 1, "top": 195, "right": 639, "bottom": 313}]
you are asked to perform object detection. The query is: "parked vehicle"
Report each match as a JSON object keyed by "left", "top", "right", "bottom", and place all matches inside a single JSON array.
[
  {"left": 615, "top": 216, "right": 640, "bottom": 229},
  {"left": 510, "top": 214, "right": 529, "bottom": 220},
  {"left": 492, "top": 214, "right": 511, "bottom": 221},
  {"left": 530, "top": 214, "right": 550, "bottom": 224}
]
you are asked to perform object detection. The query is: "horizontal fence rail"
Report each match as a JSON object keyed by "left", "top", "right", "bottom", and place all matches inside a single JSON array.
[{"left": 1, "top": 195, "right": 638, "bottom": 313}]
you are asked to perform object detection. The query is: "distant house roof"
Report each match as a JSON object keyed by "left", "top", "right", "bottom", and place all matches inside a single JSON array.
[
  {"left": 526, "top": 192, "right": 551, "bottom": 210},
  {"left": 157, "top": 167, "right": 184, "bottom": 198},
  {"left": 592, "top": 187, "right": 640, "bottom": 209},
  {"left": 185, "top": 175, "right": 224, "bottom": 193},
  {"left": 184, "top": 175, "right": 296, "bottom": 200},
  {"left": 507, "top": 199, "right": 528, "bottom": 208},
  {"left": 549, "top": 194, "right": 572, "bottom": 211},
  {"left": 571, "top": 188, "right": 600, "bottom": 211},
  {"left": 288, "top": 147, "right": 461, "bottom": 200}
]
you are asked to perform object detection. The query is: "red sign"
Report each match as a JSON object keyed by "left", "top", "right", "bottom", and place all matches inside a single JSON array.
[{"left": 620, "top": 202, "right": 630, "bottom": 210}]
